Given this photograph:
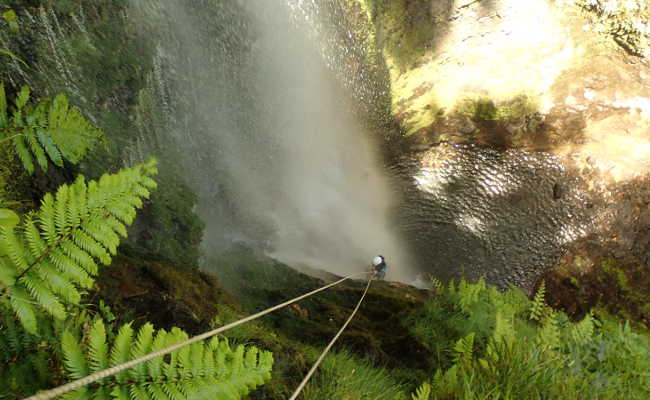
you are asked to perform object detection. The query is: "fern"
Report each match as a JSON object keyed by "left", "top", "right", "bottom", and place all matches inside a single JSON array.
[
  {"left": 453, "top": 332, "right": 475, "bottom": 363},
  {"left": 61, "top": 320, "right": 273, "bottom": 400},
  {"left": 569, "top": 312, "right": 595, "bottom": 346},
  {"left": 0, "top": 312, "right": 57, "bottom": 398},
  {"left": 492, "top": 311, "right": 515, "bottom": 344},
  {"left": 0, "top": 83, "right": 103, "bottom": 174},
  {"left": 0, "top": 159, "right": 158, "bottom": 333},
  {"left": 429, "top": 276, "right": 443, "bottom": 295},
  {"left": 412, "top": 278, "right": 650, "bottom": 399},
  {"left": 529, "top": 282, "right": 547, "bottom": 322},
  {"left": 411, "top": 382, "right": 431, "bottom": 400}
]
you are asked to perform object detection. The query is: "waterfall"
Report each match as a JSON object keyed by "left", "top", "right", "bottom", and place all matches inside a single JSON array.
[{"left": 128, "top": 0, "right": 416, "bottom": 280}]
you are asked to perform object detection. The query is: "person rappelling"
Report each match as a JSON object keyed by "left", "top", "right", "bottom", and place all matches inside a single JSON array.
[{"left": 370, "top": 255, "right": 387, "bottom": 279}]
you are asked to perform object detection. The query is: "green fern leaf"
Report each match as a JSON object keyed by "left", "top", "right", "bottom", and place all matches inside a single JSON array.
[
  {"left": 8, "top": 286, "right": 37, "bottom": 334},
  {"left": 1, "top": 83, "right": 103, "bottom": 174},
  {"left": 39, "top": 193, "right": 57, "bottom": 245},
  {"left": 15, "top": 86, "right": 30, "bottom": 109},
  {"left": 529, "top": 282, "right": 547, "bottom": 322},
  {"left": 453, "top": 332, "right": 475, "bottom": 363},
  {"left": 88, "top": 319, "right": 109, "bottom": 373},
  {"left": 20, "top": 276, "right": 66, "bottom": 319},
  {"left": 24, "top": 216, "right": 47, "bottom": 258},
  {"left": 2, "top": 225, "right": 31, "bottom": 272},
  {"left": 36, "top": 129, "right": 63, "bottom": 167},
  {"left": 57, "top": 309, "right": 272, "bottom": 399},
  {"left": 0, "top": 256, "right": 18, "bottom": 286},
  {"left": 129, "top": 385, "right": 150, "bottom": 400},
  {"left": 146, "top": 329, "right": 168, "bottom": 379},
  {"left": 26, "top": 131, "right": 49, "bottom": 171},
  {"left": 130, "top": 323, "right": 155, "bottom": 380},
  {"left": 0, "top": 161, "right": 157, "bottom": 330},
  {"left": 62, "top": 330, "right": 89, "bottom": 379},
  {"left": 60, "top": 387, "right": 90, "bottom": 400},
  {"left": 411, "top": 382, "right": 431, "bottom": 400},
  {"left": 13, "top": 135, "right": 34, "bottom": 174},
  {"left": 110, "top": 387, "right": 130, "bottom": 400},
  {"left": 110, "top": 323, "right": 134, "bottom": 384}
]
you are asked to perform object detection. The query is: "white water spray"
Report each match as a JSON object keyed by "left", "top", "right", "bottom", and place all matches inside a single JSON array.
[{"left": 132, "top": 0, "right": 415, "bottom": 280}]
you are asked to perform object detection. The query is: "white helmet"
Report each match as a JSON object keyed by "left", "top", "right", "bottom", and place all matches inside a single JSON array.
[{"left": 372, "top": 256, "right": 383, "bottom": 266}]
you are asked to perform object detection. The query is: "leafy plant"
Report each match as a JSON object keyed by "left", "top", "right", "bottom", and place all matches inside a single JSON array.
[
  {"left": 410, "top": 279, "right": 650, "bottom": 399},
  {"left": 0, "top": 314, "right": 58, "bottom": 397},
  {"left": 411, "top": 382, "right": 431, "bottom": 400},
  {"left": 1, "top": 10, "right": 19, "bottom": 33},
  {"left": 301, "top": 350, "right": 408, "bottom": 400},
  {"left": 0, "top": 48, "right": 26, "bottom": 67},
  {"left": 0, "top": 159, "right": 157, "bottom": 333},
  {"left": 60, "top": 319, "right": 273, "bottom": 400},
  {"left": 0, "top": 208, "right": 19, "bottom": 230},
  {"left": 0, "top": 83, "right": 103, "bottom": 174}
]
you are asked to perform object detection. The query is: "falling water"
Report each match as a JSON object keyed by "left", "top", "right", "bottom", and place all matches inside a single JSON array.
[
  {"left": 128, "top": 0, "right": 417, "bottom": 280},
  {"left": 1, "top": 1, "right": 597, "bottom": 288}
]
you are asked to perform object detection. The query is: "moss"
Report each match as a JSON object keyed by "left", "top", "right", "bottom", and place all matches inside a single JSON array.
[
  {"left": 207, "top": 245, "right": 433, "bottom": 372},
  {"left": 457, "top": 95, "right": 539, "bottom": 122},
  {"left": 544, "top": 254, "right": 650, "bottom": 330},
  {"left": 93, "top": 252, "right": 236, "bottom": 334}
]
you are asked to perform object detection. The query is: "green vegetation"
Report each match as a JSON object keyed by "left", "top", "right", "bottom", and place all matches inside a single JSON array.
[
  {"left": 0, "top": 160, "right": 157, "bottom": 333},
  {"left": 1, "top": 2, "right": 203, "bottom": 266},
  {"left": 301, "top": 350, "right": 408, "bottom": 400},
  {"left": 139, "top": 171, "right": 205, "bottom": 266},
  {"left": 60, "top": 319, "right": 272, "bottom": 399},
  {"left": 362, "top": 0, "right": 435, "bottom": 74},
  {"left": 0, "top": 79, "right": 270, "bottom": 396},
  {"left": 0, "top": 83, "right": 103, "bottom": 174},
  {"left": 408, "top": 278, "right": 650, "bottom": 399},
  {"left": 457, "top": 95, "right": 539, "bottom": 123},
  {"left": 0, "top": 161, "right": 272, "bottom": 398},
  {"left": 0, "top": 48, "right": 26, "bottom": 66}
]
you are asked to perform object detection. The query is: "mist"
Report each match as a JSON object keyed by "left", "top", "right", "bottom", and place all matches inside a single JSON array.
[{"left": 140, "top": 0, "right": 415, "bottom": 280}]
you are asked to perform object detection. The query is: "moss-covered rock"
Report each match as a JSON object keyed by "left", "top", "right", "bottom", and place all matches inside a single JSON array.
[
  {"left": 540, "top": 175, "right": 650, "bottom": 329},
  {"left": 92, "top": 251, "right": 235, "bottom": 334}
]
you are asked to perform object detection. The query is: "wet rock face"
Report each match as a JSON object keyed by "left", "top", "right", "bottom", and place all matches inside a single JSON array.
[{"left": 389, "top": 144, "right": 596, "bottom": 289}]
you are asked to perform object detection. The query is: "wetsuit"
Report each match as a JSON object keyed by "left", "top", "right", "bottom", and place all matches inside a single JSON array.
[{"left": 373, "top": 261, "right": 387, "bottom": 279}]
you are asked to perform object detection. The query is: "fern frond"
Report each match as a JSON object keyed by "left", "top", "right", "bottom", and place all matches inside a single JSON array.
[
  {"left": 570, "top": 311, "right": 595, "bottom": 346},
  {"left": 130, "top": 323, "right": 155, "bottom": 380},
  {"left": 62, "top": 330, "right": 89, "bottom": 380},
  {"left": 88, "top": 319, "right": 109, "bottom": 373},
  {"left": 493, "top": 311, "right": 516, "bottom": 344},
  {"left": 0, "top": 312, "right": 57, "bottom": 397},
  {"left": 453, "top": 332, "right": 475, "bottom": 363},
  {"left": 536, "top": 311, "right": 561, "bottom": 349},
  {"left": 0, "top": 83, "right": 103, "bottom": 174},
  {"left": 411, "top": 382, "right": 431, "bottom": 400},
  {"left": 430, "top": 276, "right": 443, "bottom": 295},
  {"left": 8, "top": 286, "right": 37, "bottom": 333},
  {"left": 60, "top": 322, "right": 273, "bottom": 400},
  {"left": 110, "top": 323, "right": 134, "bottom": 384},
  {"left": 0, "top": 161, "right": 158, "bottom": 333},
  {"left": 529, "top": 282, "right": 547, "bottom": 322}
]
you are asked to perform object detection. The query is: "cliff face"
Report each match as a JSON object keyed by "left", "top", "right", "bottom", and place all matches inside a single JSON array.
[
  {"left": 328, "top": 0, "right": 650, "bottom": 321},
  {"left": 93, "top": 245, "right": 434, "bottom": 399},
  {"left": 340, "top": 0, "right": 650, "bottom": 164}
]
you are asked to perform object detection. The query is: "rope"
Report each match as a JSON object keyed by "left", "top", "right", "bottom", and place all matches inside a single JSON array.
[
  {"left": 24, "top": 271, "right": 370, "bottom": 400},
  {"left": 289, "top": 277, "right": 373, "bottom": 400}
]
